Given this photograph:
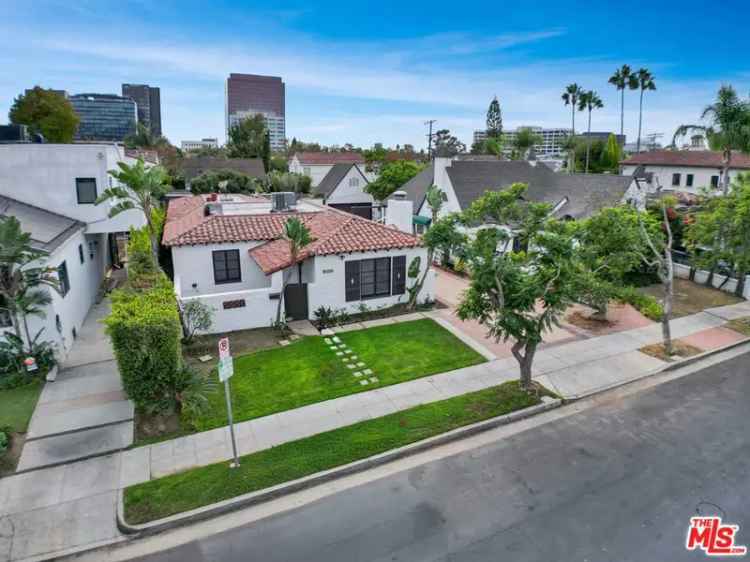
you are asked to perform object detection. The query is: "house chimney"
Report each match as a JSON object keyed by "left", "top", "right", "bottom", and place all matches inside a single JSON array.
[{"left": 386, "top": 191, "right": 413, "bottom": 234}]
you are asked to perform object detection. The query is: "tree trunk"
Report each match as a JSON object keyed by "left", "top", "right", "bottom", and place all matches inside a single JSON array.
[
  {"left": 275, "top": 269, "right": 289, "bottom": 325},
  {"left": 10, "top": 310, "right": 23, "bottom": 345},
  {"left": 662, "top": 276, "right": 673, "bottom": 356},
  {"left": 721, "top": 150, "right": 732, "bottom": 196},
  {"left": 636, "top": 90, "right": 644, "bottom": 153},
  {"left": 620, "top": 87, "right": 625, "bottom": 136},
  {"left": 569, "top": 106, "right": 576, "bottom": 174},
  {"left": 585, "top": 110, "right": 592, "bottom": 174},
  {"left": 511, "top": 340, "right": 536, "bottom": 390},
  {"left": 735, "top": 268, "right": 746, "bottom": 297},
  {"left": 21, "top": 313, "right": 33, "bottom": 354},
  {"left": 407, "top": 249, "right": 433, "bottom": 311}
]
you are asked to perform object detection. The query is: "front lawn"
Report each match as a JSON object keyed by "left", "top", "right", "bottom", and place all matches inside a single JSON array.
[
  {"left": 0, "top": 379, "right": 44, "bottom": 476},
  {"left": 124, "top": 381, "right": 540, "bottom": 524},
  {"left": 639, "top": 278, "right": 742, "bottom": 318},
  {"left": 189, "top": 319, "right": 485, "bottom": 432}
]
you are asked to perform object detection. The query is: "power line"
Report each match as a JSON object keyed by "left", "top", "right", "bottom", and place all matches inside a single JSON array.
[{"left": 424, "top": 120, "right": 437, "bottom": 160}]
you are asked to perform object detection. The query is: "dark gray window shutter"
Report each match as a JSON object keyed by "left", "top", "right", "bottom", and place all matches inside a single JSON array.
[
  {"left": 345, "top": 261, "right": 360, "bottom": 301},
  {"left": 392, "top": 256, "right": 406, "bottom": 295}
]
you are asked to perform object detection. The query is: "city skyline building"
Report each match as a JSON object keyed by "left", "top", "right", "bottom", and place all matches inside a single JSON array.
[
  {"left": 69, "top": 93, "right": 137, "bottom": 142},
  {"left": 225, "top": 73, "right": 286, "bottom": 151},
  {"left": 122, "top": 84, "right": 162, "bottom": 136}
]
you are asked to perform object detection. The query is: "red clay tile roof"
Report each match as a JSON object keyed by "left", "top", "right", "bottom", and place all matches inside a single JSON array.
[
  {"left": 163, "top": 196, "right": 422, "bottom": 274},
  {"left": 620, "top": 150, "right": 750, "bottom": 169},
  {"left": 293, "top": 151, "right": 365, "bottom": 165}
]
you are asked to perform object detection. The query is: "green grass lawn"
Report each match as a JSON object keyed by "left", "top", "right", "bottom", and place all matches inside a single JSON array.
[
  {"left": 125, "top": 381, "right": 540, "bottom": 524},
  {"left": 189, "top": 319, "right": 486, "bottom": 432},
  {"left": 0, "top": 379, "right": 43, "bottom": 432}
]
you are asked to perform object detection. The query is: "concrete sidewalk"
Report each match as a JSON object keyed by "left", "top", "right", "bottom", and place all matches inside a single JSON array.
[{"left": 118, "top": 303, "right": 749, "bottom": 488}]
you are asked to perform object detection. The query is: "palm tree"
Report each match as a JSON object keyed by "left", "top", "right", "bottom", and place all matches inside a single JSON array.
[
  {"left": 96, "top": 159, "right": 170, "bottom": 261},
  {"left": 578, "top": 90, "right": 604, "bottom": 174},
  {"left": 633, "top": 68, "right": 656, "bottom": 153},
  {"left": 407, "top": 185, "right": 444, "bottom": 310},
  {"left": 674, "top": 85, "right": 750, "bottom": 195},
  {"left": 562, "top": 83, "right": 584, "bottom": 172},
  {"left": 0, "top": 216, "right": 59, "bottom": 351},
  {"left": 125, "top": 123, "right": 169, "bottom": 150},
  {"left": 512, "top": 127, "right": 543, "bottom": 160},
  {"left": 275, "top": 217, "right": 313, "bottom": 324},
  {"left": 608, "top": 64, "right": 638, "bottom": 136}
]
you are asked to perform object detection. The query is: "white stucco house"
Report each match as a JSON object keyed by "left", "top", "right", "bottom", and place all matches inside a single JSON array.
[
  {"left": 315, "top": 163, "right": 379, "bottom": 219},
  {"left": 0, "top": 143, "right": 147, "bottom": 357},
  {"left": 620, "top": 150, "right": 750, "bottom": 195},
  {"left": 163, "top": 194, "right": 434, "bottom": 334},
  {"left": 289, "top": 152, "right": 368, "bottom": 188}
]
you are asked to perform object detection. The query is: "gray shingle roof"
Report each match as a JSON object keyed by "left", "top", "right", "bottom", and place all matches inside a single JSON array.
[
  {"left": 446, "top": 160, "right": 634, "bottom": 219},
  {"left": 180, "top": 157, "right": 266, "bottom": 182},
  {"left": 398, "top": 162, "right": 434, "bottom": 210},
  {"left": 0, "top": 195, "right": 84, "bottom": 253},
  {"left": 316, "top": 163, "right": 368, "bottom": 199}
]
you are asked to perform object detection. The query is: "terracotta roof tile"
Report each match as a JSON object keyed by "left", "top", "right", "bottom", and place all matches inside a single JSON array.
[{"left": 620, "top": 150, "right": 750, "bottom": 169}]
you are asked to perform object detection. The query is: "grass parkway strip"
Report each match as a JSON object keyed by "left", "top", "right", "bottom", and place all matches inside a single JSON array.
[{"left": 124, "top": 380, "right": 542, "bottom": 524}]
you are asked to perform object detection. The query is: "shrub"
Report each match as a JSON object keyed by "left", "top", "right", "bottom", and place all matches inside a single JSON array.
[
  {"left": 190, "top": 169, "right": 259, "bottom": 194},
  {"left": 616, "top": 286, "right": 663, "bottom": 321},
  {"left": 174, "top": 365, "right": 218, "bottom": 422},
  {"left": 105, "top": 276, "right": 183, "bottom": 413},
  {"left": 127, "top": 227, "right": 157, "bottom": 280},
  {"left": 180, "top": 300, "right": 214, "bottom": 344},
  {"left": 0, "top": 430, "right": 8, "bottom": 456},
  {"left": 0, "top": 331, "right": 56, "bottom": 380},
  {"left": 313, "top": 306, "right": 335, "bottom": 329}
]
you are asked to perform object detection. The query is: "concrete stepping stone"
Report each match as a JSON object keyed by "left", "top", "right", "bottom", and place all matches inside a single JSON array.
[
  {"left": 336, "top": 351, "right": 344, "bottom": 356},
  {"left": 279, "top": 340, "right": 290, "bottom": 346},
  {"left": 369, "top": 377, "right": 379, "bottom": 383},
  {"left": 198, "top": 355, "right": 212, "bottom": 363},
  {"left": 332, "top": 336, "right": 341, "bottom": 343},
  {"left": 353, "top": 371, "right": 363, "bottom": 377},
  {"left": 359, "top": 380, "right": 369, "bottom": 385},
  {"left": 289, "top": 334, "right": 300, "bottom": 341},
  {"left": 363, "top": 368, "right": 373, "bottom": 375},
  {"left": 356, "top": 362, "right": 366, "bottom": 367},
  {"left": 347, "top": 364, "right": 356, "bottom": 369},
  {"left": 344, "top": 349, "right": 353, "bottom": 355},
  {"left": 324, "top": 338, "right": 332, "bottom": 344},
  {"left": 321, "top": 328, "right": 335, "bottom": 336}
]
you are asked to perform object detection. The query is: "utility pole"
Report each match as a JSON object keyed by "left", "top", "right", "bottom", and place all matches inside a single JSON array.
[{"left": 424, "top": 120, "right": 436, "bottom": 160}]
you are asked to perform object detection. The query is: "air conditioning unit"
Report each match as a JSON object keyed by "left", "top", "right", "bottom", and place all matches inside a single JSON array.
[{"left": 271, "top": 192, "right": 297, "bottom": 212}]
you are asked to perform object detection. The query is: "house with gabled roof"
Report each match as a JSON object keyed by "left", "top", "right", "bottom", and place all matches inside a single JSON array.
[
  {"left": 315, "top": 163, "right": 377, "bottom": 219},
  {"left": 289, "top": 151, "right": 367, "bottom": 188},
  {"left": 163, "top": 194, "right": 433, "bottom": 333}
]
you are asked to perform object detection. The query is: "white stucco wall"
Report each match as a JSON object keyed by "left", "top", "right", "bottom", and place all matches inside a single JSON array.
[
  {"left": 621, "top": 164, "right": 742, "bottom": 195},
  {"left": 0, "top": 230, "right": 109, "bottom": 357},
  {"left": 325, "top": 165, "right": 374, "bottom": 206},
  {"left": 417, "top": 157, "right": 462, "bottom": 219},
  {"left": 0, "top": 143, "right": 145, "bottom": 233}
]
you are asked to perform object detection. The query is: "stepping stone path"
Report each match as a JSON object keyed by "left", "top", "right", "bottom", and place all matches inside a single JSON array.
[{"left": 325, "top": 336, "right": 377, "bottom": 387}]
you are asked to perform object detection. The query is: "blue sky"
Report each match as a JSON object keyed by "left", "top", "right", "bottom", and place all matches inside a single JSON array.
[{"left": 3, "top": 0, "right": 749, "bottom": 149}]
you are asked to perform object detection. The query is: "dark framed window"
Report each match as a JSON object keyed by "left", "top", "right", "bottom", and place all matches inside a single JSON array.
[
  {"left": 76, "top": 178, "right": 97, "bottom": 204},
  {"left": 78, "top": 244, "right": 85, "bottom": 264},
  {"left": 212, "top": 249, "right": 241, "bottom": 284},
  {"left": 711, "top": 175, "right": 720, "bottom": 188},
  {"left": 392, "top": 256, "right": 406, "bottom": 295},
  {"left": 686, "top": 174, "right": 694, "bottom": 187},
  {"left": 671, "top": 173, "right": 681, "bottom": 186},
  {"left": 58, "top": 261, "right": 70, "bottom": 296},
  {"left": 346, "top": 257, "right": 395, "bottom": 301},
  {"left": 0, "top": 296, "right": 12, "bottom": 328}
]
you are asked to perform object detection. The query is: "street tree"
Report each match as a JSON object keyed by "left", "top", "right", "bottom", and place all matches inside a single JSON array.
[
  {"left": 365, "top": 160, "right": 423, "bottom": 201},
  {"left": 9, "top": 86, "right": 79, "bottom": 143},
  {"left": 674, "top": 85, "right": 750, "bottom": 195},
  {"left": 226, "top": 114, "right": 270, "bottom": 167}
]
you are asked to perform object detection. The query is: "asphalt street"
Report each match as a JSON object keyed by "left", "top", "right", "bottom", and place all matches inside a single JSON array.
[{"left": 130, "top": 352, "right": 750, "bottom": 561}]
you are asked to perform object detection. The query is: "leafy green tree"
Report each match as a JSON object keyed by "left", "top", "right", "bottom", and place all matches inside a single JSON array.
[
  {"left": 0, "top": 217, "right": 60, "bottom": 352},
  {"left": 674, "top": 85, "right": 750, "bottom": 195},
  {"left": 633, "top": 68, "right": 656, "bottom": 153},
  {"left": 276, "top": 218, "right": 313, "bottom": 324},
  {"left": 8, "top": 86, "right": 79, "bottom": 143},
  {"left": 511, "top": 127, "right": 543, "bottom": 160},
  {"left": 365, "top": 160, "right": 423, "bottom": 201},
  {"left": 125, "top": 123, "right": 169, "bottom": 149},
  {"left": 407, "top": 185, "right": 444, "bottom": 310},
  {"left": 270, "top": 155, "right": 289, "bottom": 172},
  {"left": 259, "top": 171, "right": 312, "bottom": 194},
  {"left": 433, "top": 129, "right": 466, "bottom": 157},
  {"left": 226, "top": 114, "right": 269, "bottom": 165},
  {"left": 687, "top": 173, "right": 750, "bottom": 296},
  {"left": 97, "top": 159, "right": 171, "bottom": 261},
  {"left": 364, "top": 144, "right": 388, "bottom": 172},
  {"left": 608, "top": 65, "right": 638, "bottom": 136},
  {"left": 456, "top": 184, "right": 589, "bottom": 389},
  {"left": 190, "top": 169, "right": 258, "bottom": 194},
  {"left": 577, "top": 90, "right": 604, "bottom": 173},
  {"left": 599, "top": 133, "right": 622, "bottom": 172},
  {"left": 425, "top": 214, "right": 466, "bottom": 268},
  {"left": 486, "top": 97, "right": 502, "bottom": 139}
]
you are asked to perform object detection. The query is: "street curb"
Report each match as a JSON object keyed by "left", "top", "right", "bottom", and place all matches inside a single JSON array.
[
  {"left": 559, "top": 336, "right": 750, "bottom": 401},
  {"left": 116, "top": 396, "right": 562, "bottom": 536}
]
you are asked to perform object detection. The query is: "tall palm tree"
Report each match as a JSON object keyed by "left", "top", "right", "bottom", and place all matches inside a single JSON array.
[
  {"left": 562, "top": 83, "right": 584, "bottom": 172},
  {"left": 608, "top": 64, "right": 638, "bottom": 136},
  {"left": 578, "top": 90, "right": 604, "bottom": 174},
  {"left": 96, "top": 159, "right": 170, "bottom": 261},
  {"left": 634, "top": 68, "right": 656, "bottom": 153},
  {"left": 674, "top": 85, "right": 750, "bottom": 195},
  {"left": 125, "top": 123, "right": 169, "bottom": 150},
  {"left": 0, "top": 216, "right": 59, "bottom": 351},
  {"left": 275, "top": 217, "right": 313, "bottom": 324}
]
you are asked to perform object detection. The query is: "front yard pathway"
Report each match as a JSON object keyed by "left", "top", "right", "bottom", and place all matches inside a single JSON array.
[{"left": 120, "top": 303, "right": 750, "bottom": 489}]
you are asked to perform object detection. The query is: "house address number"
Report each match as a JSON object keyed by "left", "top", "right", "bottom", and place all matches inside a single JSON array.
[
  {"left": 223, "top": 299, "right": 246, "bottom": 310},
  {"left": 322, "top": 268, "right": 334, "bottom": 274}
]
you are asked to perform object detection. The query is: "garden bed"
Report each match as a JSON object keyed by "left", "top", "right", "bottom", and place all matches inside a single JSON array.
[
  {"left": 124, "top": 380, "right": 545, "bottom": 524},
  {"left": 726, "top": 317, "right": 750, "bottom": 337},
  {"left": 639, "top": 340, "right": 703, "bottom": 362},
  {"left": 639, "top": 278, "right": 743, "bottom": 318},
  {"left": 312, "top": 301, "right": 445, "bottom": 331}
]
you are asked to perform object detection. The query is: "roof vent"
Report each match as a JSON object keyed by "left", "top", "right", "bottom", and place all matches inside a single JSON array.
[
  {"left": 392, "top": 190, "right": 407, "bottom": 200},
  {"left": 271, "top": 192, "right": 297, "bottom": 212}
]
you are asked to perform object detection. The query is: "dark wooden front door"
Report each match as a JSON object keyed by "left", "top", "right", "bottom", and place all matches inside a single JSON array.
[{"left": 284, "top": 283, "right": 309, "bottom": 320}]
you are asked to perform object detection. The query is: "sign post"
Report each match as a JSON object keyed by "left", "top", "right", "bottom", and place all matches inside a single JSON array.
[{"left": 218, "top": 337, "right": 240, "bottom": 468}]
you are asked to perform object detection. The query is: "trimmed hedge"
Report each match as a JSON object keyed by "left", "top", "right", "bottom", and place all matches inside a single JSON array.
[
  {"left": 105, "top": 276, "right": 183, "bottom": 412},
  {"left": 616, "top": 286, "right": 663, "bottom": 321}
]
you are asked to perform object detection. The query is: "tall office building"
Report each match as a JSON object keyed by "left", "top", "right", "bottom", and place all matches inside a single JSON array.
[
  {"left": 69, "top": 94, "right": 137, "bottom": 141},
  {"left": 475, "top": 126, "right": 572, "bottom": 157},
  {"left": 122, "top": 84, "right": 162, "bottom": 136},
  {"left": 225, "top": 73, "right": 286, "bottom": 151}
]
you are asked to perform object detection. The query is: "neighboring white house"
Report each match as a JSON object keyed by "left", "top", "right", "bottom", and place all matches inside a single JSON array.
[
  {"left": 289, "top": 152, "right": 367, "bottom": 188},
  {"left": 620, "top": 150, "right": 750, "bottom": 195},
  {"left": 163, "top": 194, "right": 434, "bottom": 334},
  {"left": 0, "top": 143, "right": 147, "bottom": 357},
  {"left": 181, "top": 138, "right": 219, "bottom": 152},
  {"left": 315, "top": 163, "right": 378, "bottom": 219}
]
